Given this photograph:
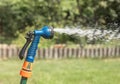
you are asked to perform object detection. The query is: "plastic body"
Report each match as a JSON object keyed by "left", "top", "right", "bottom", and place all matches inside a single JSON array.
[
  {"left": 25, "top": 35, "right": 40, "bottom": 62},
  {"left": 20, "top": 26, "right": 54, "bottom": 78}
]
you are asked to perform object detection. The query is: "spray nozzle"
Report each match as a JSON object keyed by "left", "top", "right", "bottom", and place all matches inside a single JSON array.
[
  {"left": 19, "top": 26, "right": 54, "bottom": 60},
  {"left": 34, "top": 26, "right": 54, "bottom": 39}
]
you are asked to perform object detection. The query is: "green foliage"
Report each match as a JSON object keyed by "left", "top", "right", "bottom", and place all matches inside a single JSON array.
[{"left": 0, "top": 0, "right": 119, "bottom": 44}]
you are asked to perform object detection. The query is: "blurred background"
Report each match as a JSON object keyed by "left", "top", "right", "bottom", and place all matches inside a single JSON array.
[{"left": 0, "top": 0, "right": 120, "bottom": 84}]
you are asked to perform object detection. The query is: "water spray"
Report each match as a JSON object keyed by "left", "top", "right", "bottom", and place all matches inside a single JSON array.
[
  {"left": 54, "top": 26, "right": 120, "bottom": 42},
  {"left": 19, "top": 26, "right": 54, "bottom": 84}
]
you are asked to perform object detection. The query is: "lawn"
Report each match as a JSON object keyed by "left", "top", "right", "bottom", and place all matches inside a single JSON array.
[{"left": 0, "top": 58, "right": 120, "bottom": 84}]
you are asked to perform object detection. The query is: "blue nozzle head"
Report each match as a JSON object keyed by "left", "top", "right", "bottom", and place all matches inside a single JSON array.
[{"left": 34, "top": 26, "right": 54, "bottom": 39}]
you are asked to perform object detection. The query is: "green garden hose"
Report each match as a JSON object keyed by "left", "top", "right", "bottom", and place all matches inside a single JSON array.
[{"left": 20, "top": 77, "right": 27, "bottom": 84}]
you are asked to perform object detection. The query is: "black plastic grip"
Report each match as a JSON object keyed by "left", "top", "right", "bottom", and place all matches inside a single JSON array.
[
  {"left": 19, "top": 40, "right": 31, "bottom": 60},
  {"left": 19, "top": 31, "right": 34, "bottom": 60}
]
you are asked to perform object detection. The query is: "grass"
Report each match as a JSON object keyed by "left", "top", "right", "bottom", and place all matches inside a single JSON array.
[{"left": 0, "top": 58, "right": 120, "bottom": 84}]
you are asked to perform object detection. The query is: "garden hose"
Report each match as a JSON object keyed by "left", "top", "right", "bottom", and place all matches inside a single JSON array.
[{"left": 20, "top": 77, "right": 27, "bottom": 84}]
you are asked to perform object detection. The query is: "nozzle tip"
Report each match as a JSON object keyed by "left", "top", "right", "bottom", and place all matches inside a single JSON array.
[{"left": 49, "top": 26, "right": 54, "bottom": 39}]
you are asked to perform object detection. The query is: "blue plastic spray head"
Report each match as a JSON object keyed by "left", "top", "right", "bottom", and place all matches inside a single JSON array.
[{"left": 34, "top": 26, "right": 54, "bottom": 39}]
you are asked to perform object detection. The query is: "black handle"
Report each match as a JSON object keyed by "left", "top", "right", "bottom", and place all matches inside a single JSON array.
[
  {"left": 19, "top": 31, "right": 34, "bottom": 60},
  {"left": 19, "top": 40, "right": 31, "bottom": 60}
]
